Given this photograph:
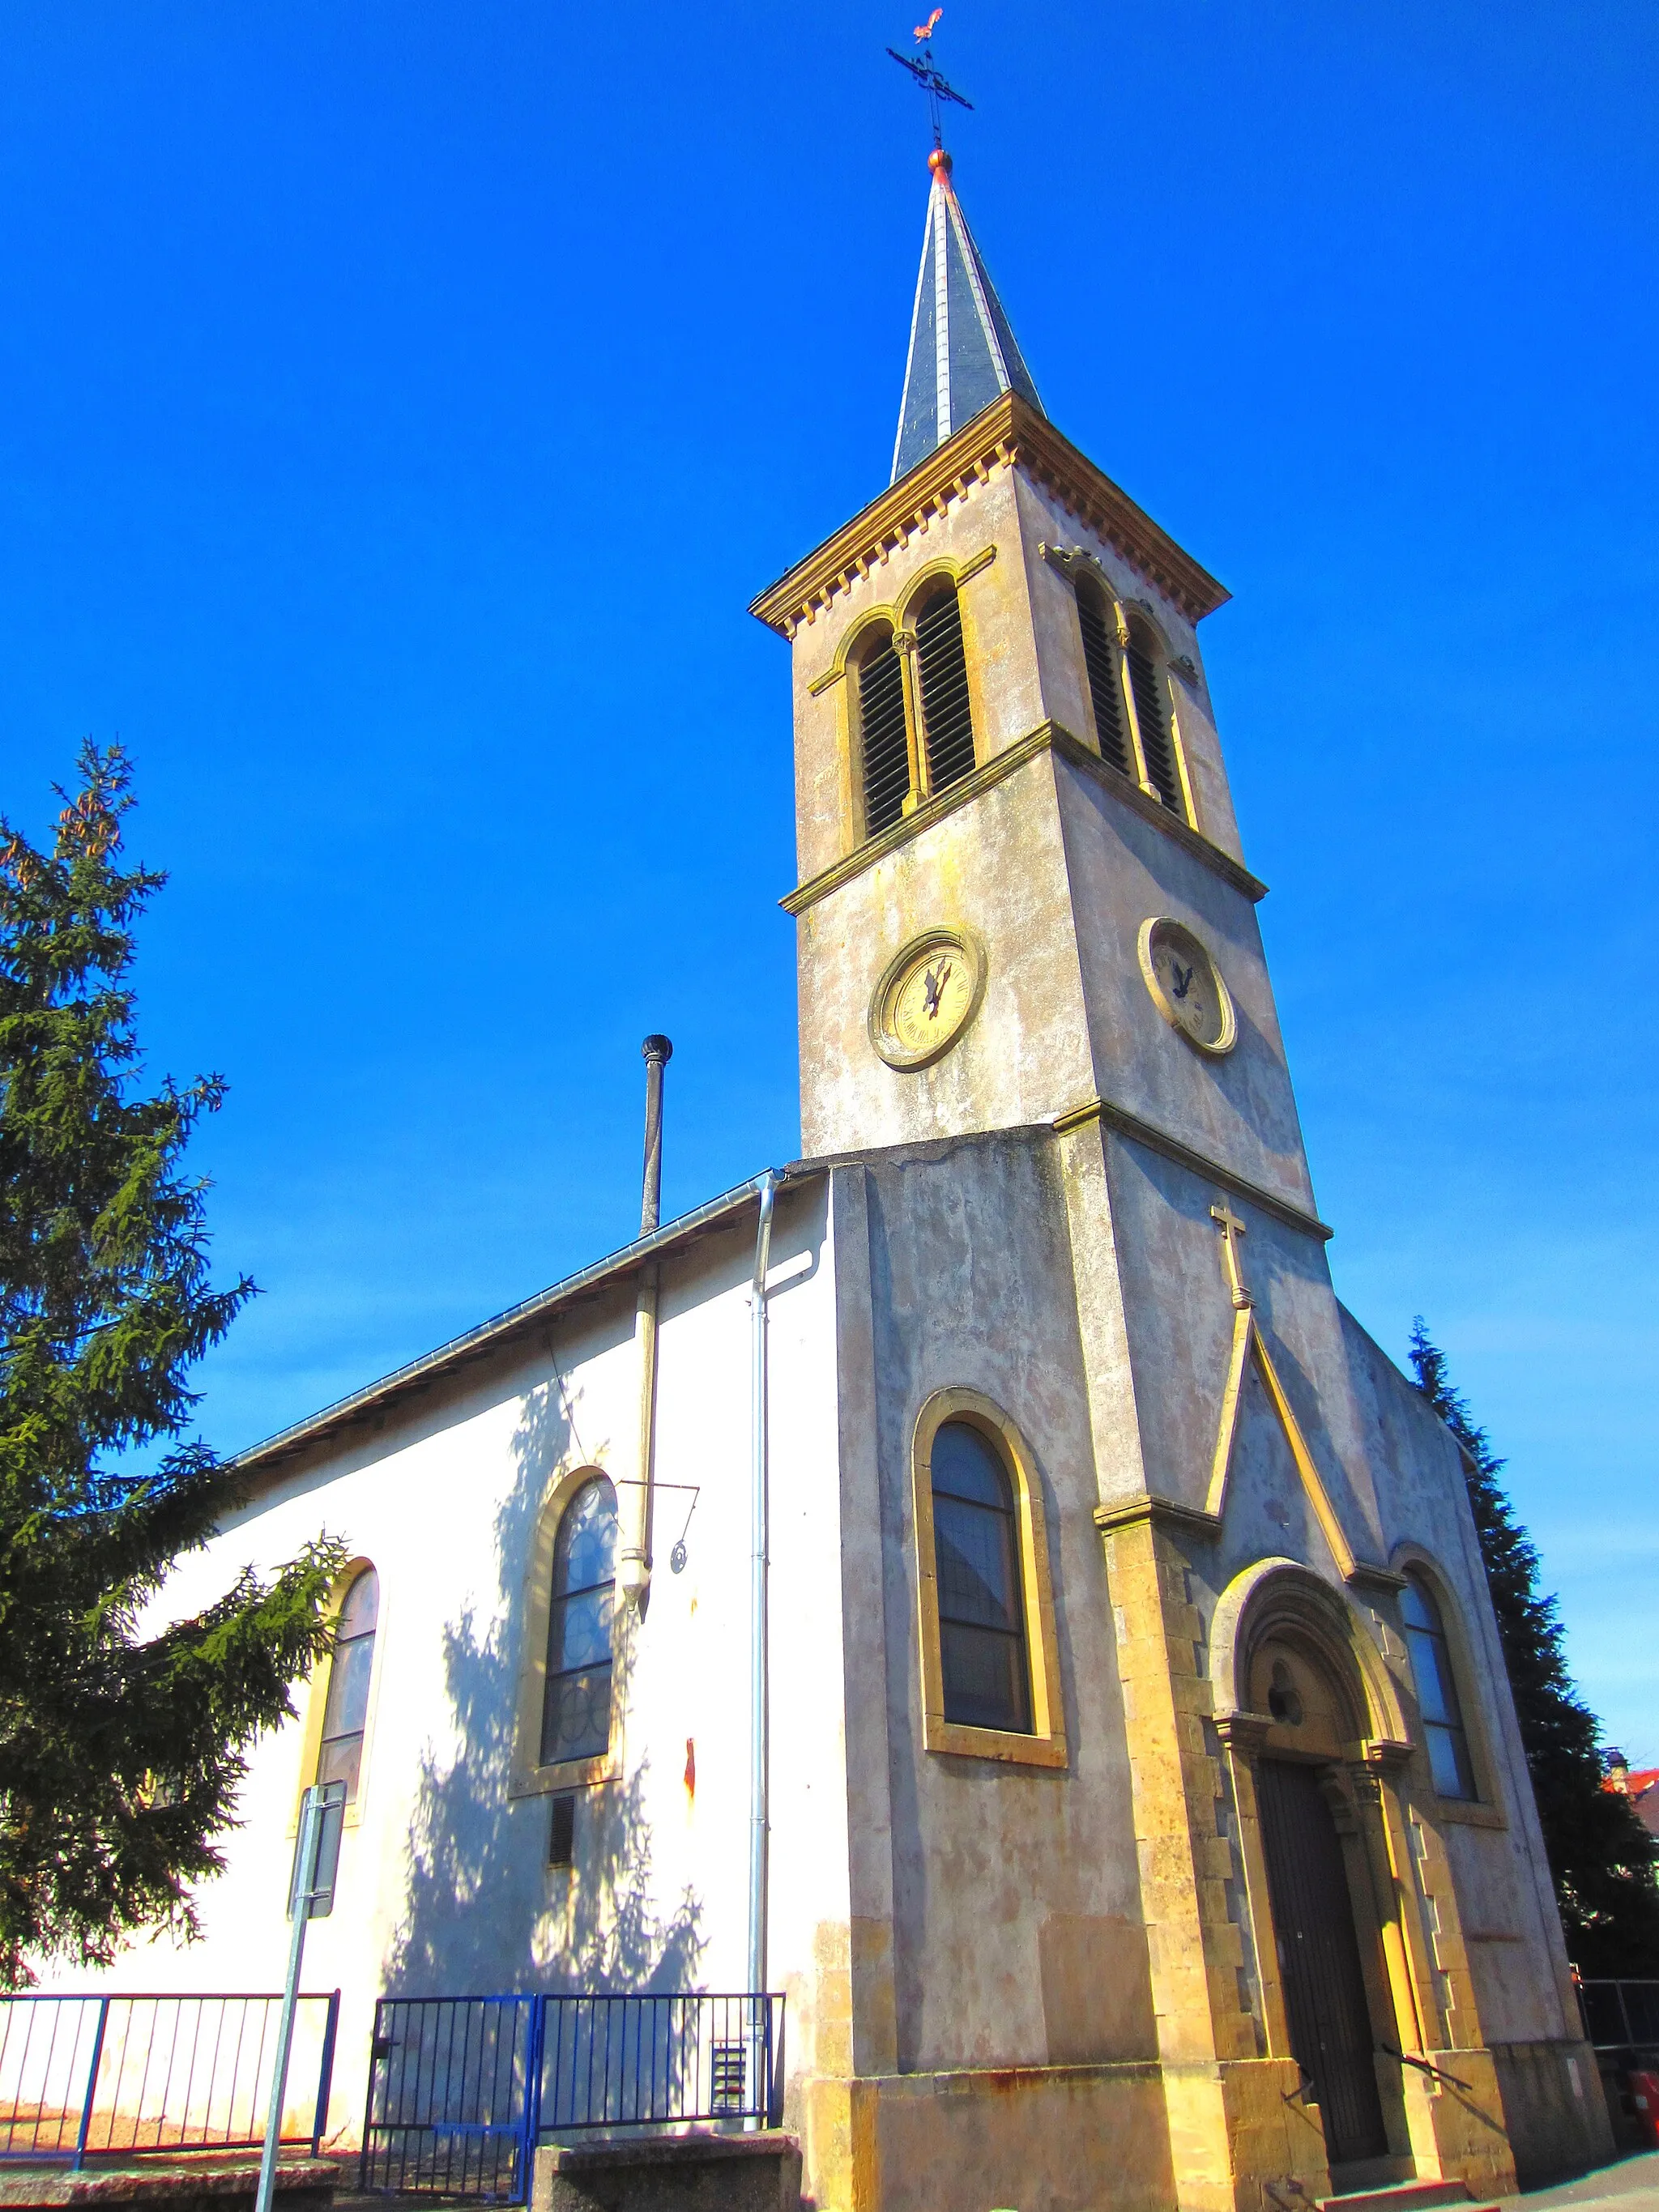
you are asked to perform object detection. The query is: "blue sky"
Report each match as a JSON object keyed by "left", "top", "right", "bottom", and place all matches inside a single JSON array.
[{"left": 2, "top": 2, "right": 1654, "bottom": 1754}]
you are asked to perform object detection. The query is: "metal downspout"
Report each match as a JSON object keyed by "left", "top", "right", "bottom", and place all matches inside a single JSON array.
[{"left": 748, "top": 1169, "right": 778, "bottom": 2022}]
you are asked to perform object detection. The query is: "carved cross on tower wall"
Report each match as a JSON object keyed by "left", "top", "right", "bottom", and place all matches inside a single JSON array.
[{"left": 1210, "top": 1202, "right": 1253, "bottom": 1311}]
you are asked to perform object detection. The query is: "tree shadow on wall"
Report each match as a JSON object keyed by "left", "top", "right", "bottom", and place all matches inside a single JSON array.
[{"left": 385, "top": 1366, "right": 704, "bottom": 1997}]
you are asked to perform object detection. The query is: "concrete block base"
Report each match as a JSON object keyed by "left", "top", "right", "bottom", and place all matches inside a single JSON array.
[
  {"left": 0, "top": 2159, "right": 335, "bottom": 2212},
  {"left": 800, "top": 2061, "right": 1174, "bottom": 2212},
  {"left": 1488, "top": 2038, "right": 1615, "bottom": 2187},
  {"left": 531, "top": 2133, "right": 802, "bottom": 2212}
]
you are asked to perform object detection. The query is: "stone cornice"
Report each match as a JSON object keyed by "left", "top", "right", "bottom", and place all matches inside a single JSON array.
[
  {"left": 749, "top": 394, "right": 1230, "bottom": 639},
  {"left": 1346, "top": 1562, "right": 1409, "bottom": 1595},
  {"left": 1093, "top": 1495, "right": 1222, "bottom": 1541},
  {"left": 780, "top": 720, "right": 1266, "bottom": 917},
  {"left": 1054, "top": 1093, "right": 1333, "bottom": 1243}
]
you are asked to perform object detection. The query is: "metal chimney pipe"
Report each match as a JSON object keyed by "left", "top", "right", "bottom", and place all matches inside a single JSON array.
[
  {"left": 640, "top": 1034, "right": 672, "bottom": 1235},
  {"left": 621, "top": 1034, "right": 672, "bottom": 1611}
]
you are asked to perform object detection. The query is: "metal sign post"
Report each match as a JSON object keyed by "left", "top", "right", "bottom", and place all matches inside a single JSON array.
[{"left": 254, "top": 1782, "right": 345, "bottom": 2212}]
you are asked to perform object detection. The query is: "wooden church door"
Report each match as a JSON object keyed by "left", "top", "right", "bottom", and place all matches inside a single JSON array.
[{"left": 1256, "top": 1758, "right": 1389, "bottom": 2166}]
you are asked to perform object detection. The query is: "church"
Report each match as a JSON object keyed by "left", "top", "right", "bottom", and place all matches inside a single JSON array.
[{"left": 72, "top": 147, "right": 1612, "bottom": 2211}]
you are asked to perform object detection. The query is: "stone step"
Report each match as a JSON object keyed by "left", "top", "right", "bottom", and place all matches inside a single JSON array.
[{"left": 1317, "top": 2185, "right": 1482, "bottom": 2212}]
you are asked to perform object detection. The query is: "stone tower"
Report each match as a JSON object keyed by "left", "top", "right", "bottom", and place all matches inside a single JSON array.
[
  {"left": 753, "top": 151, "right": 1309, "bottom": 1235},
  {"left": 750, "top": 150, "right": 1606, "bottom": 2212}
]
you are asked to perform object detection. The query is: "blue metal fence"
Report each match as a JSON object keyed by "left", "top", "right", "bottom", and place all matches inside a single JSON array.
[
  {"left": 0, "top": 1992, "right": 340, "bottom": 2168},
  {"left": 359, "top": 1993, "right": 782, "bottom": 2201}
]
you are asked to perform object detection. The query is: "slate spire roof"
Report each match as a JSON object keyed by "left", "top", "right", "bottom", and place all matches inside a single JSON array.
[{"left": 892, "top": 150, "right": 1043, "bottom": 484}]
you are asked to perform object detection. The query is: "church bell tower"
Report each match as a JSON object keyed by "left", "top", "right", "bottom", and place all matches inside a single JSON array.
[
  {"left": 752, "top": 149, "right": 1316, "bottom": 1229},
  {"left": 745, "top": 144, "right": 1601, "bottom": 2212}
]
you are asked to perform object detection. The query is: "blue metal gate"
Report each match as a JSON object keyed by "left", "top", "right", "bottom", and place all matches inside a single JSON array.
[{"left": 359, "top": 1993, "right": 782, "bottom": 2201}]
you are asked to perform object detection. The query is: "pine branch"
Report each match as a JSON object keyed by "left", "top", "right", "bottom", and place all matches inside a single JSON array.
[{"left": 0, "top": 743, "right": 343, "bottom": 1982}]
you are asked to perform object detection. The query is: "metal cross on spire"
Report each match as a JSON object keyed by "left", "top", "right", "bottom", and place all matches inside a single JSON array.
[{"left": 887, "top": 7, "right": 973, "bottom": 150}]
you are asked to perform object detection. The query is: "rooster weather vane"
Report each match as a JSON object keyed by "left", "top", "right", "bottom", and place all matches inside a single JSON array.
[{"left": 887, "top": 7, "right": 973, "bottom": 150}]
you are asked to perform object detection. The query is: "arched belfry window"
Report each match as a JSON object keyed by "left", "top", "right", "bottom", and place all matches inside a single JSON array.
[
  {"left": 317, "top": 1566, "right": 378, "bottom": 1802},
  {"left": 855, "top": 624, "right": 911, "bottom": 837},
  {"left": 912, "top": 583, "right": 977, "bottom": 796},
  {"left": 851, "top": 581, "right": 979, "bottom": 842},
  {"left": 1124, "top": 616, "right": 1186, "bottom": 820},
  {"left": 1074, "top": 576, "right": 1132, "bottom": 778},
  {"left": 930, "top": 1421, "right": 1031, "bottom": 1734},
  {"left": 1401, "top": 1575, "right": 1476, "bottom": 1800},
  {"left": 541, "top": 1477, "right": 618, "bottom": 1767}
]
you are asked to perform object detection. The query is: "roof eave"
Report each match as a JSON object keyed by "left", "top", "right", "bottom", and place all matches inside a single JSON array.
[
  {"left": 231, "top": 1170, "right": 813, "bottom": 1482},
  {"left": 749, "top": 393, "right": 1230, "bottom": 639}
]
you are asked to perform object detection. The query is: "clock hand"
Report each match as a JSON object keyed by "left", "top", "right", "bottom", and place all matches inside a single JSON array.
[{"left": 1171, "top": 962, "right": 1194, "bottom": 999}]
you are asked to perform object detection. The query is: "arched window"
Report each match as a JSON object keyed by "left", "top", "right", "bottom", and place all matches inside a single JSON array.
[
  {"left": 317, "top": 1567, "right": 378, "bottom": 1803},
  {"left": 851, "top": 582, "right": 980, "bottom": 843},
  {"left": 1074, "top": 576, "right": 1132, "bottom": 778},
  {"left": 855, "top": 624, "right": 911, "bottom": 837},
  {"left": 1124, "top": 616, "right": 1185, "bottom": 819},
  {"left": 1401, "top": 1575, "right": 1476, "bottom": 1800},
  {"left": 541, "top": 1477, "right": 618, "bottom": 1767},
  {"left": 913, "top": 584, "right": 977, "bottom": 797},
  {"left": 930, "top": 1421, "right": 1031, "bottom": 1734}
]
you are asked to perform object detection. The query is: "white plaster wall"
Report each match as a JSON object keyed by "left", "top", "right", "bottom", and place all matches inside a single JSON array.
[{"left": 28, "top": 1186, "right": 853, "bottom": 2148}]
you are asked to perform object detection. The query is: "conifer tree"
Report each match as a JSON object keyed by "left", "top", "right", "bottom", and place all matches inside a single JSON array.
[
  {"left": 1410, "top": 1319, "right": 1659, "bottom": 1975},
  {"left": 0, "top": 744, "right": 343, "bottom": 1985}
]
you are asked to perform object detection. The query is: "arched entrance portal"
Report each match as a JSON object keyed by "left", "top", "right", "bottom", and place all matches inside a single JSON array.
[
  {"left": 1213, "top": 1571, "right": 1426, "bottom": 2183},
  {"left": 1256, "top": 1755, "right": 1388, "bottom": 2163}
]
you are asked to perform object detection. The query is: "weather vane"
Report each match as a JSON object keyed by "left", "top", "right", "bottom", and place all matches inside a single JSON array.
[{"left": 887, "top": 8, "right": 973, "bottom": 151}]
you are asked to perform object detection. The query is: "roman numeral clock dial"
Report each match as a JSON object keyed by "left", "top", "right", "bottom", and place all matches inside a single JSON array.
[
  {"left": 869, "top": 929, "right": 986, "bottom": 1072},
  {"left": 1137, "top": 917, "right": 1237, "bottom": 1055}
]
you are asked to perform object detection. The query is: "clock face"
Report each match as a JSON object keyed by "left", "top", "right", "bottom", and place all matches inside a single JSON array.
[
  {"left": 870, "top": 931, "right": 985, "bottom": 1070},
  {"left": 1137, "top": 918, "right": 1236, "bottom": 1055}
]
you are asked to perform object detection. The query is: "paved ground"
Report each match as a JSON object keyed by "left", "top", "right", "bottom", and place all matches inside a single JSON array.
[{"left": 1501, "top": 2150, "right": 1659, "bottom": 2210}]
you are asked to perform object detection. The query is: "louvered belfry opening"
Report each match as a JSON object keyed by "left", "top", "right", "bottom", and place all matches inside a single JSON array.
[
  {"left": 914, "top": 586, "right": 977, "bottom": 795},
  {"left": 856, "top": 626, "right": 911, "bottom": 837},
  {"left": 1075, "top": 578, "right": 1132, "bottom": 778},
  {"left": 1126, "top": 618, "right": 1184, "bottom": 817}
]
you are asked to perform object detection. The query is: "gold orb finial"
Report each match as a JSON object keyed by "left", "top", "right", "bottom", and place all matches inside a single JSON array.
[{"left": 928, "top": 146, "right": 953, "bottom": 179}]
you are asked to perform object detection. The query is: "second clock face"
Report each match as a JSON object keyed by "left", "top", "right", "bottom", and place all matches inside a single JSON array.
[
  {"left": 1138, "top": 918, "right": 1237, "bottom": 1054},
  {"left": 870, "top": 930, "right": 985, "bottom": 1070}
]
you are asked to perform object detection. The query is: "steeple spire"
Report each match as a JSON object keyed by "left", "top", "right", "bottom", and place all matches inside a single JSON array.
[{"left": 891, "top": 150, "right": 1043, "bottom": 484}]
